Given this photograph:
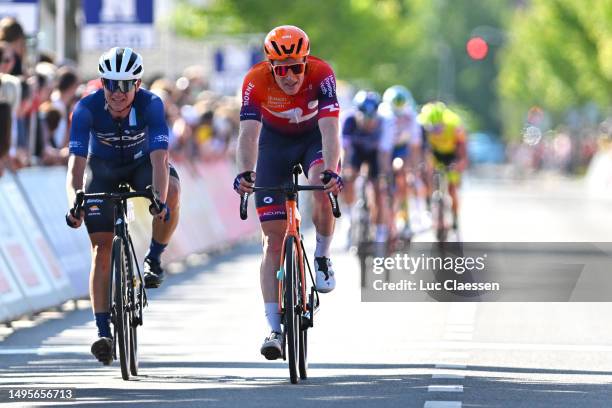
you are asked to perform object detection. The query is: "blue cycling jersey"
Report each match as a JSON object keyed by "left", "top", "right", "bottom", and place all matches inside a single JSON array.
[
  {"left": 69, "top": 88, "right": 169, "bottom": 163},
  {"left": 342, "top": 113, "right": 384, "bottom": 152}
]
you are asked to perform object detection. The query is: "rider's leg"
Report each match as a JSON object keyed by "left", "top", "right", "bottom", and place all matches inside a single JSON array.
[
  {"left": 88, "top": 232, "right": 114, "bottom": 337},
  {"left": 448, "top": 174, "right": 460, "bottom": 229},
  {"left": 150, "top": 175, "right": 181, "bottom": 248},
  {"left": 130, "top": 158, "right": 182, "bottom": 287},
  {"left": 309, "top": 161, "right": 335, "bottom": 254},
  {"left": 305, "top": 151, "right": 339, "bottom": 292},
  {"left": 82, "top": 156, "right": 120, "bottom": 341},
  {"left": 260, "top": 220, "right": 287, "bottom": 333},
  {"left": 372, "top": 180, "right": 389, "bottom": 243},
  {"left": 341, "top": 166, "right": 357, "bottom": 208}
]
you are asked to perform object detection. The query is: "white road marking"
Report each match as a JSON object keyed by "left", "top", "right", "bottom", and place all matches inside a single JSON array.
[
  {"left": 424, "top": 402, "right": 462, "bottom": 408},
  {"left": 432, "top": 373, "right": 466, "bottom": 379},
  {"left": 428, "top": 385, "right": 464, "bottom": 392}
]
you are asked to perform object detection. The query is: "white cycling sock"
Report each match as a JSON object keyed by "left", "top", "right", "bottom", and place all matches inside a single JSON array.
[
  {"left": 314, "top": 232, "right": 333, "bottom": 258},
  {"left": 264, "top": 302, "right": 282, "bottom": 333}
]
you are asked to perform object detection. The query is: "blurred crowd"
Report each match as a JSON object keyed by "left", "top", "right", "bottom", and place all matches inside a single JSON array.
[
  {"left": 0, "top": 17, "right": 240, "bottom": 177},
  {"left": 0, "top": 16, "right": 606, "bottom": 180}
]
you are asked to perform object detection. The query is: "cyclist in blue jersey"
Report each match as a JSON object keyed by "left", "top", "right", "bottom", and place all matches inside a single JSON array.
[
  {"left": 65, "top": 47, "right": 181, "bottom": 365},
  {"left": 342, "top": 90, "right": 391, "bottom": 247}
]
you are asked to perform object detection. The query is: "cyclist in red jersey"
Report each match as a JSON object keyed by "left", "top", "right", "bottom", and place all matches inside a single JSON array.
[{"left": 233, "top": 25, "right": 342, "bottom": 360}]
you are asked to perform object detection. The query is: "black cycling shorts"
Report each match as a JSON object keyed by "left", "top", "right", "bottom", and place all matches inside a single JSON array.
[
  {"left": 83, "top": 155, "right": 180, "bottom": 234},
  {"left": 255, "top": 126, "right": 324, "bottom": 222},
  {"left": 348, "top": 145, "right": 380, "bottom": 179},
  {"left": 432, "top": 151, "right": 457, "bottom": 167}
]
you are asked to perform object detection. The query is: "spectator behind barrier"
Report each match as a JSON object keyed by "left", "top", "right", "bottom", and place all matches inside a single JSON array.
[
  {"left": 51, "top": 66, "right": 79, "bottom": 150},
  {"left": 0, "top": 101, "right": 11, "bottom": 176},
  {"left": 0, "top": 41, "right": 16, "bottom": 75},
  {"left": 0, "top": 17, "right": 26, "bottom": 76},
  {"left": 38, "top": 101, "right": 66, "bottom": 165}
]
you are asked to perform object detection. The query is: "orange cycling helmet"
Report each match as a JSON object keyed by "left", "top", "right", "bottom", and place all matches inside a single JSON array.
[{"left": 264, "top": 25, "right": 310, "bottom": 61}]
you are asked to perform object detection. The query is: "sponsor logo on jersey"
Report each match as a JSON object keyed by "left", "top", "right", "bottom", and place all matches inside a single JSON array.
[
  {"left": 96, "top": 131, "right": 146, "bottom": 145},
  {"left": 261, "top": 210, "right": 285, "bottom": 217},
  {"left": 263, "top": 196, "right": 274, "bottom": 204},
  {"left": 86, "top": 199, "right": 104, "bottom": 204},
  {"left": 153, "top": 134, "right": 169, "bottom": 144},
  {"left": 320, "top": 103, "right": 340, "bottom": 113},
  {"left": 243, "top": 82, "right": 255, "bottom": 106},
  {"left": 263, "top": 106, "right": 318, "bottom": 124},
  {"left": 320, "top": 74, "right": 337, "bottom": 98},
  {"left": 266, "top": 95, "right": 290, "bottom": 110}
]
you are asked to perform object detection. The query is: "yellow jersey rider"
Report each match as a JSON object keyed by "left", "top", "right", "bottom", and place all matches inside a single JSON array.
[{"left": 418, "top": 101, "right": 467, "bottom": 230}]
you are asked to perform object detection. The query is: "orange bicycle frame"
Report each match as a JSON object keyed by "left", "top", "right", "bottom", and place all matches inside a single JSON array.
[{"left": 277, "top": 196, "right": 308, "bottom": 314}]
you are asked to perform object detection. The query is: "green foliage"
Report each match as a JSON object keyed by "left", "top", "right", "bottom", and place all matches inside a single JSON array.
[
  {"left": 171, "top": 0, "right": 510, "bottom": 134},
  {"left": 499, "top": 0, "right": 612, "bottom": 139}
]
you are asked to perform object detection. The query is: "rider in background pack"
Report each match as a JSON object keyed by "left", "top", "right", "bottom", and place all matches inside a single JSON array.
[
  {"left": 378, "top": 85, "right": 423, "bottom": 238},
  {"left": 342, "top": 90, "right": 391, "bottom": 246},
  {"left": 418, "top": 101, "right": 467, "bottom": 230}
]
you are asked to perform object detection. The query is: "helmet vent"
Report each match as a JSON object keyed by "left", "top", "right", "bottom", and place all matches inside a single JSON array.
[
  {"left": 270, "top": 40, "right": 282, "bottom": 57},
  {"left": 295, "top": 38, "right": 303, "bottom": 55},
  {"left": 125, "top": 52, "right": 138, "bottom": 72}
]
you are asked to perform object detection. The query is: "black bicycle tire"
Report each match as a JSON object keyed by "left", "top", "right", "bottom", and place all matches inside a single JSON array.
[
  {"left": 126, "top": 240, "right": 139, "bottom": 376},
  {"left": 129, "top": 323, "right": 138, "bottom": 376},
  {"left": 298, "top": 321, "right": 308, "bottom": 379},
  {"left": 284, "top": 236, "right": 299, "bottom": 384},
  {"left": 298, "top": 244, "right": 308, "bottom": 380},
  {"left": 436, "top": 196, "right": 447, "bottom": 242},
  {"left": 113, "top": 237, "right": 130, "bottom": 380}
]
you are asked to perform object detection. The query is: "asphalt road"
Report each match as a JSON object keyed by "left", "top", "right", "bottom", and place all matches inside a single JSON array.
[{"left": 1, "top": 172, "right": 612, "bottom": 408}]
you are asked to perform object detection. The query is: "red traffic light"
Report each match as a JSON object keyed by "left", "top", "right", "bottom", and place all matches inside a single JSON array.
[{"left": 466, "top": 36, "right": 488, "bottom": 60}]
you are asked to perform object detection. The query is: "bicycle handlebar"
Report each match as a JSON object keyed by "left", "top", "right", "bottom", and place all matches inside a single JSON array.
[
  {"left": 239, "top": 184, "right": 341, "bottom": 220},
  {"left": 70, "top": 185, "right": 161, "bottom": 217}
]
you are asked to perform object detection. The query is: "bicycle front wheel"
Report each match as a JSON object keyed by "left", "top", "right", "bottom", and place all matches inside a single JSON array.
[
  {"left": 112, "top": 237, "right": 131, "bottom": 381},
  {"left": 298, "top": 322, "right": 308, "bottom": 379},
  {"left": 126, "top": 240, "right": 139, "bottom": 376},
  {"left": 283, "top": 236, "right": 300, "bottom": 384}
]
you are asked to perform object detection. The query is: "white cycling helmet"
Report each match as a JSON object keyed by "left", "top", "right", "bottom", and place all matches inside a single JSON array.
[{"left": 98, "top": 47, "right": 143, "bottom": 80}]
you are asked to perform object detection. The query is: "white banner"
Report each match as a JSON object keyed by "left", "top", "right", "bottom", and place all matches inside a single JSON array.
[
  {"left": 16, "top": 167, "right": 91, "bottom": 298},
  {"left": 0, "top": 175, "right": 63, "bottom": 312},
  {"left": 81, "top": 24, "right": 156, "bottom": 50}
]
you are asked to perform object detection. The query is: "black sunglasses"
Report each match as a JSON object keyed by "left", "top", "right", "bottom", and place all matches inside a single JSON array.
[{"left": 102, "top": 78, "right": 138, "bottom": 93}]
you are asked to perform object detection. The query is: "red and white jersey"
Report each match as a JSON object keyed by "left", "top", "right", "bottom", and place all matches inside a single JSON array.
[{"left": 239, "top": 56, "right": 340, "bottom": 135}]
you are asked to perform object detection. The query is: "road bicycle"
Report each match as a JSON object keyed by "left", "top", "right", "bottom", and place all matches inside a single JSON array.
[
  {"left": 239, "top": 165, "right": 341, "bottom": 384},
  {"left": 431, "top": 165, "right": 452, "bottom": 242},
  {"left": 70, "top": 185, "right": 161, "bottom": 380}
]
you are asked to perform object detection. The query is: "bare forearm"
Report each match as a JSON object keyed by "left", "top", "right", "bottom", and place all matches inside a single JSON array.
[
  {"left": 65, "top": 155, "right": 86, "bottom": 205},
  {"left": 237, "top": 120, "right": 261, "bottom": 172},
  {"left": 150, "top": 149, "right": 169, "bottom": 202},
  {"left": 319, "top": 117, "right": 341, "bottom": 170}
]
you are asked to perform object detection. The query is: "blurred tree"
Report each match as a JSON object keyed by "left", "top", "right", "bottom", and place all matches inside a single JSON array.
[
  {"left": 171, "top": 0, "right": 510, "bottom": 134},
  {"left": 499, "top": 0, "right": 612, "bottom": 139}
]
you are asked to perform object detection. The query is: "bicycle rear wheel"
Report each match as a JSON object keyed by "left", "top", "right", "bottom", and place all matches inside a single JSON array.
[
  {"left": 435, "top": 196, "right": 447, "bottom": 242},
  {"left": 283, "top": 236, "right": 300, "bottom": 384},
  {"left": 112, "top": 237, "right": 131, "bottom": 380}
]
